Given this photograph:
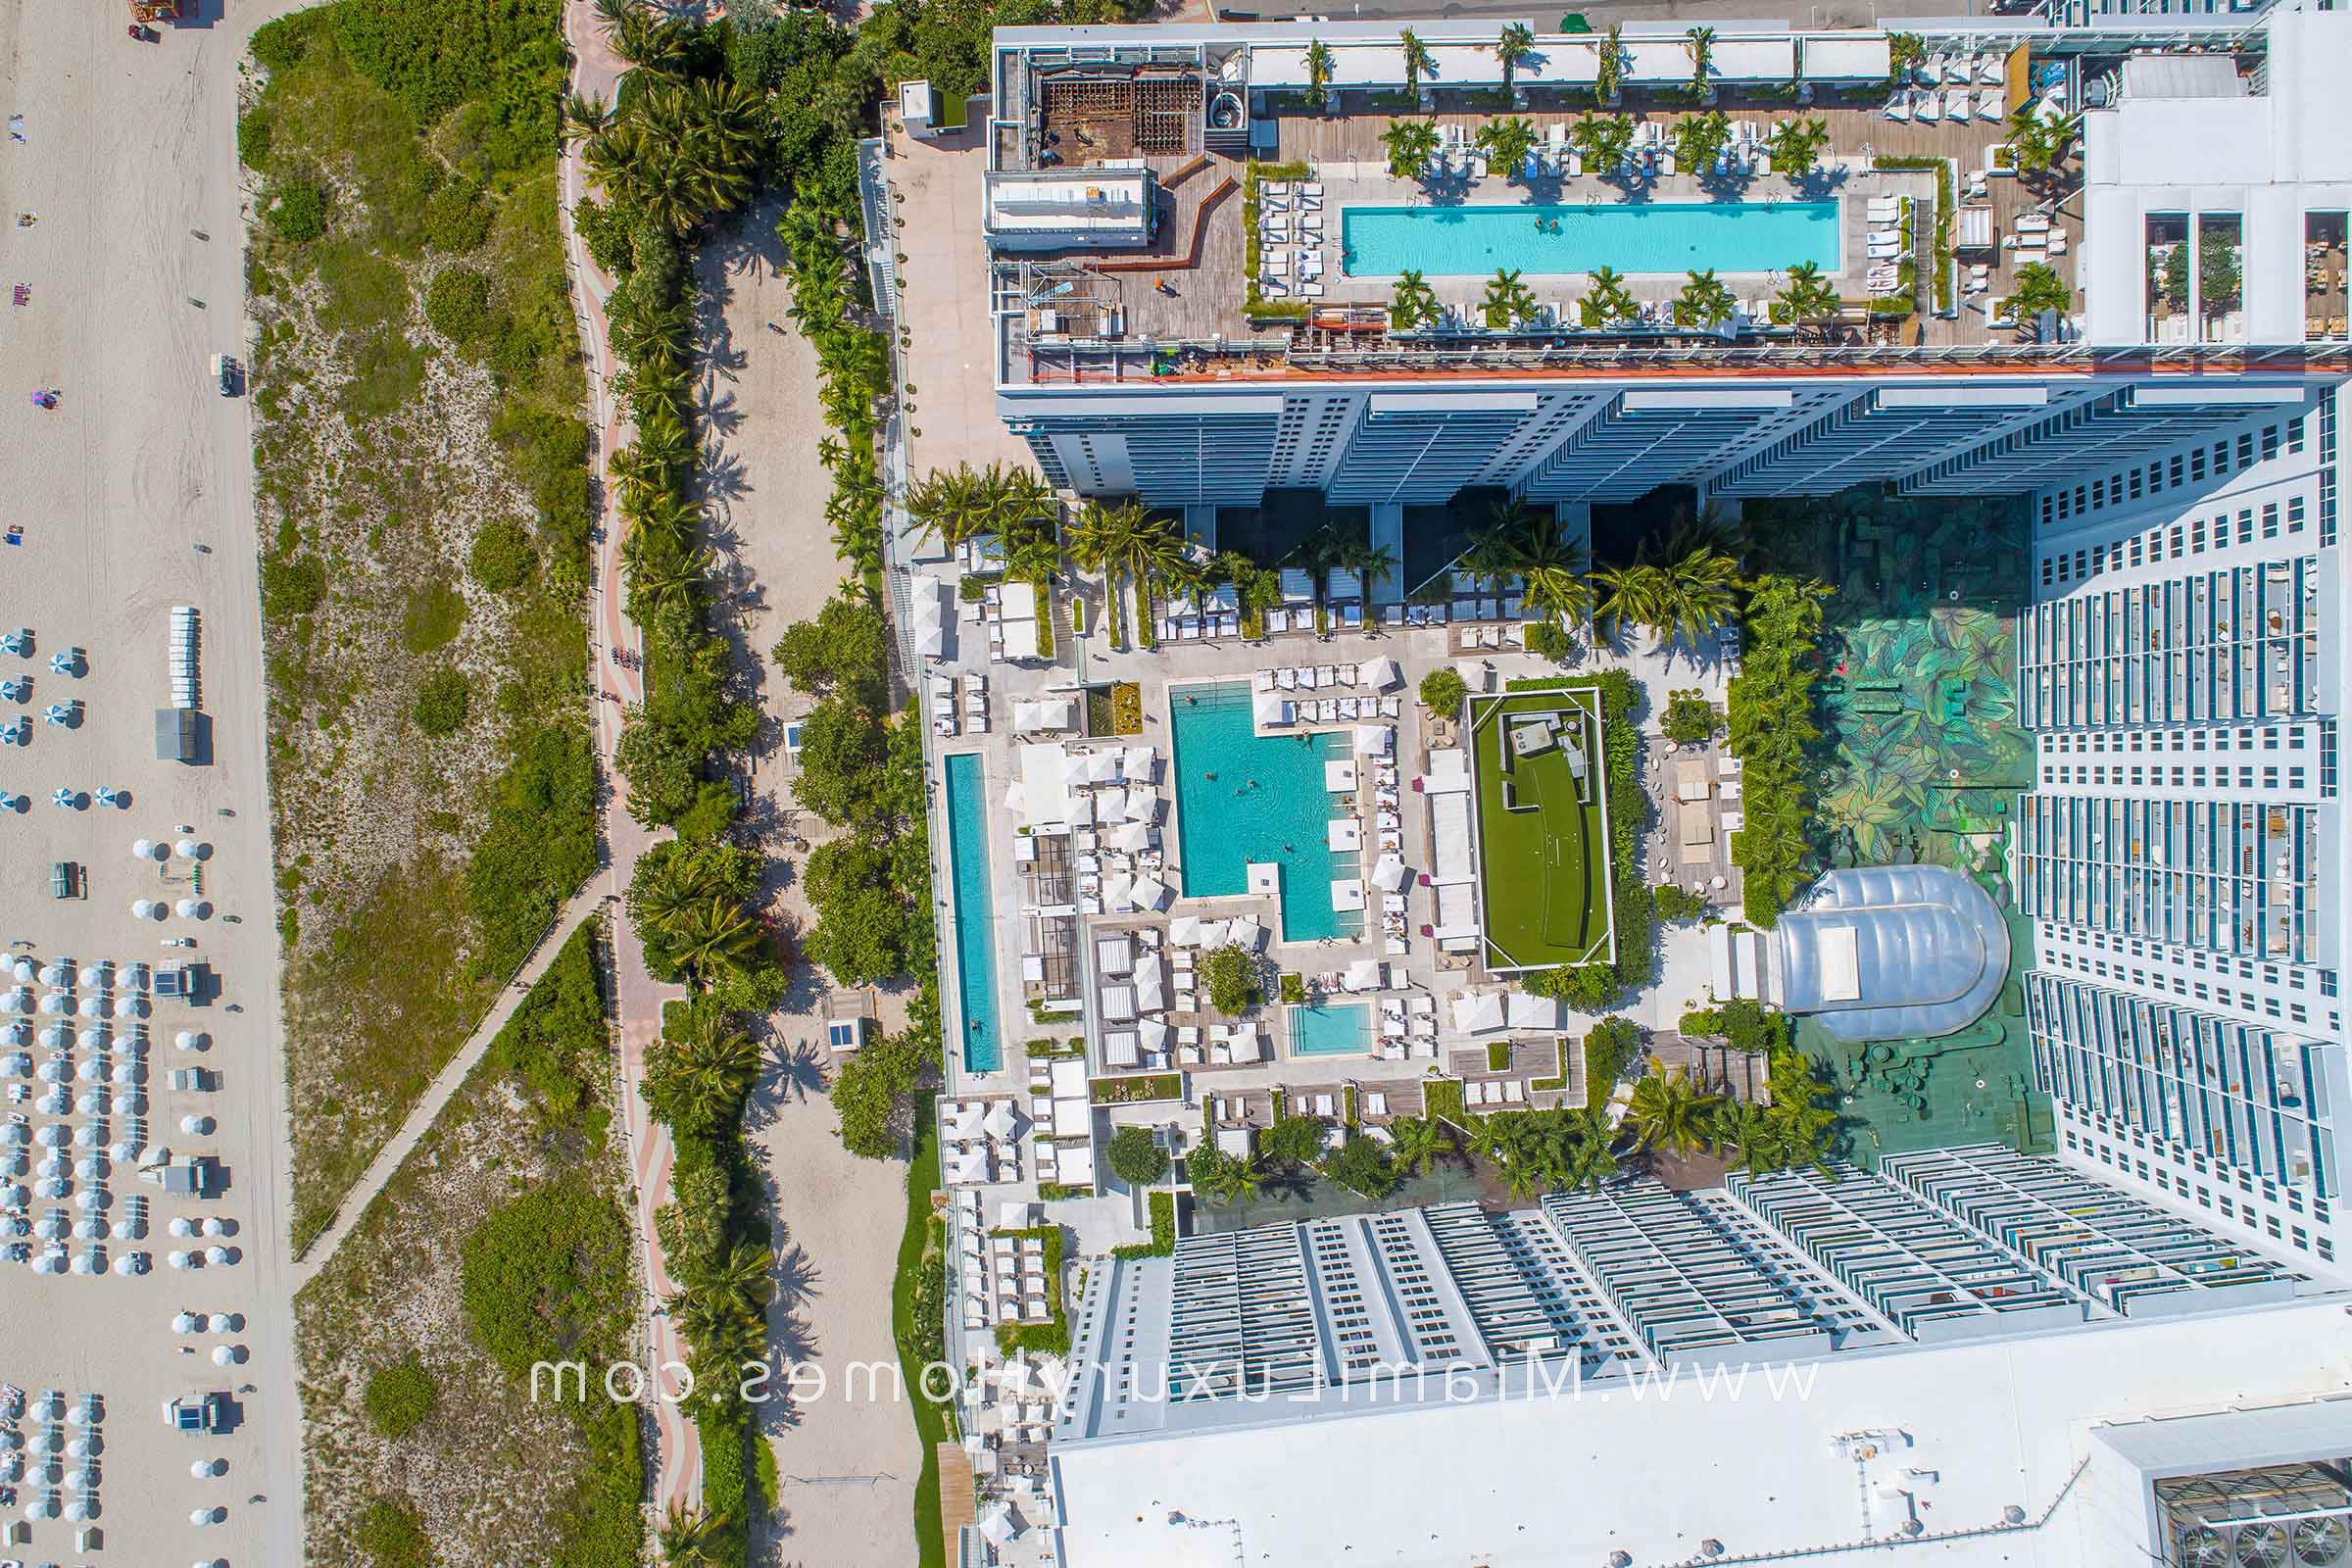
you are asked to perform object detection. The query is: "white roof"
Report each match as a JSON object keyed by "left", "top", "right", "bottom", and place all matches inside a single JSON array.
[
  {"left": 1056, "top": 1139, "right": 1096, "bottom": 1188},
  {"left": 1451, "top": 991, "right": 1507, "bottom": 1033},
  {"left": 1001, "top": 580, "right": 1038, "bottom": 619},
  {"left": 1798, "top": 32, "right": 1890, "bottom": 81},
  {"left": 1014, "top": 696, "right": 1077, "bottom": 732},
  {"left": 1020, "top": 743, "right": 1076, "bottom": 830},
  {"left": 1049, "top": 1297, "right": 2352, "bottom": 1568},
  {"left": 1708, "top": 36, "right": 1793, "bottom": 81},
  {"left": 1001, "top": 616, "right": 1041, "bottom": 662}
]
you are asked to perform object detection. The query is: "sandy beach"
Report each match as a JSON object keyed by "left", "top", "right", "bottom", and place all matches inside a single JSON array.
[{"left": 0, "top": 2, "right": 305, "bottom": 1564}]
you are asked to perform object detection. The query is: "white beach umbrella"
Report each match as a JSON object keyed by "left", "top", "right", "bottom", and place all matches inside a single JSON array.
[
  {"left": 209, "top": 1311, "right": 240, "bottom": 1333},
  {"left": 109, "top": 1061, "right": 136, "bottom": 1086},
  {"left": 109, "top": 1091, "right": 139, "bottom": 1116},
  {"left": 112, "top": 1252, "right": 144, "bottom": 1275},
  {"left": 74, "top": 1026, "right": 102, "bottom": 1051},
  {"left": 175, "top": 899, "right": 207, "bottom": 920},
  {"left": 173, "top": 1029, "right": 202, "bottom": 1052},
  {"left": 36, "top": 993, "right": 65, "bottom": 1016},
  {"left": 69, "top": 1250, "right": 97, "bottom": 1276},
  {"left": 74, "top": 1057, "right": 100, "bottom": 1082},
  {"left": 1, "top": 988, "right": 28, "bottom": 1015},
  {"left": 118, "top": 994, "right": 148, "bottom": 1018},
  {"left": 0, "top": 1053, "right": 24, "bottom": 1078},
  {"left": 172, "top": 1310, "right": 200, "bottom": 1334},
  {"left": 24, "top": 1490, "right": 57, "bottom": 1518},
  {"left": 73, "top": 1215, "right": 104, "bottom": 1240},
  {"left": 37, "top": 1024, "right": 66, "bottom": 1050},
  {"left": 33, "top": 1123, "right": 64, "bottom": 1147},
  {"left": 0, "top": 1183, "right": 24, "bottom": 1208},
  {"left": 167, "top": 1250, "right": 192, "bottom": 1270},
  {"left": 8, "top": 958, "right": 30, "bottom": 982},
  {"left": 204, "top": 1245, "right": 231, "bottom": 1266},
  {"left": 75, "top": 995, "right": 104, "bottom": 1019},
  {"left": 36, "top": 962, "right": 67, "bottom": 988},
  {"left": 62, "top": 1494, "right": 90, "bottom": 1521},
  {"left": 191, "top": 1505, "right": 221, "bottom": 1525},
  {"left": 201, "top": 1216, "right": 229, "bottom": 1238},
  {"left": 130, "top": 901, "right": 157, "bottom": 920},
  {"left": 70, "top": 1124, "right": 98, "bottom": 1149},
  {"left": 73, "top": 1189, "right": 103, "bottom": 1212},
  {"left": 29, "top": 1251, "right": 62, "bottom": 1275},
  {"left": 176, "top": 839, "right": 206, "bottom": 860},
  {"left": 169, "top": 1216, "right": 195, "bottom": 1239},
  {"left": 34, "top": 1089, "right": 67, "bottom": 1116},
  {"left": 0, "top": 1123, "right": 21, "bottom": 1147},
  {"left": 129, "top": 839, "right": 152, "bottom": 860},
  {"left": 210, "top": 1345, "right": 241, "bottom": 1366},
  {"left": 191, "top": 1457, "right": 223, "bottom": 1478},
  {"left": 179, "top": 1115, "right": 212, "bottom": 1137},
  {"left": 72, "top": 1155, "right": 103, "bottom": 1181}
]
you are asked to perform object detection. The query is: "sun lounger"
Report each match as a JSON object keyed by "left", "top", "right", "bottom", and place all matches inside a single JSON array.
[
  {"left": 1979, "top": 91, "right": 2004, "bottom": 122},
  {"left": 1884, "top": 90, "right": 1912, "bottom": 122},
  {"left": 1915, "top": 90, "right": 1941, "bottom": 123}
]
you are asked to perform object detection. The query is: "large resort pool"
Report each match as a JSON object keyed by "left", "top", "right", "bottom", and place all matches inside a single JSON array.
[
  {"left": 1168, "top": 682, "right": 1359, "bottom": 943},
  {"left": 1343, "top": 200, "right": 1842, "bottom": 278},
  {"left": 943, "top": 753, "right": 1004, "bottom": 1075}
]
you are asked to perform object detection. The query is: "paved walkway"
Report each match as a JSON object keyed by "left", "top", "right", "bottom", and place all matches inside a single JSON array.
[
  {"left": 559, "top": 0, "right": 701, "bottom": 1518},
  {"left": 287, "top": 885, "right": 612, "bottom": 1292}
]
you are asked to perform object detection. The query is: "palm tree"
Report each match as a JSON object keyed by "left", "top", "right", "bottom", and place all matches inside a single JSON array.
[
  {"left": 658, "top": 1504, "right": 735, "bottom": 1568},
  {"left": 668, "top": 1006, "right": 763, "bottom": 1113},
  {"left": 1765, "top": 117, "right": 1830, "bottom": 178},
  {"left": 1673, "top": 268, "right": 1739, "bottom": 329},
  {"left": 1128, "top": 511, "right": 1190, "bottom": 638},
  {"left": 1673, "top": 111, "right": 1733, "bottom": 179},
  {"left": 623, "top": 537, "right": 713, "bottom": 621},
  {"left": 1338, "top": 537, "right": 1400, "bottom": 604},
  {"left": 1481, "top": 267, "right": 1539, "bottom": 329},
  {"left": 2007, "top": 106, "right": 2075, "bottom": 182},
  {"left": 2001, "top": 262, "right": 2072, "bottom": 322},
  {"left": 1192, "top": 1149, "right": 1264, "bottom": 1203},
  {"left": 1303, "top": 39, "right": 1336, "bottom": 112},
  {"left": 1559, "top": 1132, "right": 1620, "bottom": 1193},
  {"left": 908, "top": 466, "right": 996, "bottom": 554},
  {"left": 701, "top": 1237, "right": 778, "bottom": 1319},
  {"left": 1066, "top": 499, "right": 1147, "bottom": 646},
  {"left": 1777, "top": 260, "right": 1841, "bottom": 324},
  {"left": 1664, "top": 545, "right": 1742, "bottom": 646},
  {"left": 1627, "top": 1066, "right": 1723, "bottom": 1156},
  {"left": 674, "top": 897, "right": 765, "bottom": 980},
  {"left": 1389, "top": 268, "right": 1440, "bottom": 330},
  {"left": 1592, "top": 562, "right": 1665, "bottom": 640},
  {"left": 1477, "top": 117, "right": 1542, "bottom": 182},
  {"left": 1400, "top": 29, "right": 1436, "bottom": 92},
  {"left": 1381, "top": 120, "right": 1440, "bottom": 182},
  {"left": 563, "top": 91, "right": 612, "bottom": 140},
  {"left": 1516, "top": 520, "right": 1594, "bottom": 629},
  {"left": 1596, "top": 23, "right": 1626, "bottom": 104},
  {"left": 1497, "top": 23, "right": 1536, "bottom": 90},
  {"left": 779, "top": 199, "right": 845, "bottom": 262},
  {"left": 1709, "top": 1101, "right": 1783, "bottom": 1174},
  {"left": 1684, "top": 25, "right": 1717, "bottom": 96},
  {"left": 1570, "top": 113, "right": 1634, "bottom": 176},
  {"left": 1578, "top": 265, "right": 1639, "bottom": 328},
  {"left": 991, "top": 465, "right": 1058, "bottom": 538},
  {"left": 1389, "top": 1115, "right": 1448, "bottom": 1176}
]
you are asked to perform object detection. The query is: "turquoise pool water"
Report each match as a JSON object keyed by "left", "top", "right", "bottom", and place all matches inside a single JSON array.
[
  {"left": 1291, "top": 1003, "right": 1372, "bottom": 1057},
  {"left": 1168, "top": 682, "right": 1356, "bottom": 943},
  {"left": 942, "top": 753, "right": 1004, "bottom": 1075},
  {"left": 1343, "top": 200, "right": 1840, "bottom": 278}
]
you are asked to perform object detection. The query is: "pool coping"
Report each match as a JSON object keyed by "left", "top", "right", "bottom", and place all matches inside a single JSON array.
[{"left": 1162, "top": 674, "right": 1367, "bottom": 949}]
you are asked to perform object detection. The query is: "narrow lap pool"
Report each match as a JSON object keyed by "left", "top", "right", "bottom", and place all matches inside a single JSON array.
[
  {"left": 942, "top": 753, "right": 1004, "bottom": 1075},
  {"left": 1168, "top": 682, "right": 1357, "bottom": 943},
  {"left": 1343, "top": 200, "right": 1840, "bottom": 277},
  {"left": 1290, "top": 1003, "right": 1371, "bottom": 1057}
]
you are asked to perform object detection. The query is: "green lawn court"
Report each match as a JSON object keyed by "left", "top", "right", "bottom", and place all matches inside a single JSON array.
[{"left": 1466, "top": 688, "right": 1612, "bottom": 971}]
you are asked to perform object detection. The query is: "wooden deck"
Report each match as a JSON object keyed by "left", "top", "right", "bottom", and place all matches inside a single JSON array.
[{"left": 937, "top": 1442, "right": 976, "bottom": 1560}]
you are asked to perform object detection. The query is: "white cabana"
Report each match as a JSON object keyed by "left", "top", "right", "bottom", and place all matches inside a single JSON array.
[
  {"left": 1135, "top": 962, "right": 1166, "bottom": 1012},
  {"left": 1228, "top": 915, "right": 1265, "bottom": 954},
  {"left": 1000, "top": 616, "right": 1041, "bottom": 662},
  {"left": 1327, "top": 818, "right": 1362, "bottom": 852},
  {"left": 1331, "top": 880, "right": 1366, "bottom": 912},
  {"left": 999, "top": 1200, "right": 1037, "bottom": 1230},
  {"left": 1121, "top": 745, "right": 1156, "bottom": 781},
  {"left": 912, "top": 578, "right": 947, "bottom": 659},
  {"left": 1169, "top": 914, "right": 1204, "bottom": 948},
  {"left": 1371, "top": 854, "right": 1409, "bottom": 892},
  {"left": 1096, "top": 933, "right": 1134, "bottom": 976},
  {"left": 1013, "top": 696, "right": 1076, "bottom": 733},
  {"left": 1103, "top": 1030, "right": 1140, "bottom": 1068},
  {"left": 1130, "top": 873, "right": 1172, "bottom": 911},
  {"left": 1452, "top": 991, "right": 1509, "bottom": 1034},
  {"left": 1709, "top": 35, "right": 1796, "bottom": 80},
  {"left": 1101, "top": 983, "right": 1138, "bottom": 1023},
  {"left": 1344, "top": 958, "right": 1383, "bottom": 993},
  {"left": 1109, "top": 819, "right": 1153, "bottom": 853},
  {"left": 983, "top": 1101, "right": 1018, "bottom": 1141},
  {"left": 1056, "top": 1139, "right": 1096, "bottom": 1188},
  {"left": 1253, "top": 693, "right": 1294, "bottom": 729},
  {"left": 1506, "top": 993, "right": 1560, "bottom": 1031},
  {"left": 1352, "top": 724, "right": 1393, "bottom": 757},
  {"left": 1358, "top": 658, "right": 1402, "bottom": 692}
]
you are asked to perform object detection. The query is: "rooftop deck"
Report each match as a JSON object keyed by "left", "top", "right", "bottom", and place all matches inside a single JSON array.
[{"left": 1008, "top": 85, "right": 2088, "bottom": 385}]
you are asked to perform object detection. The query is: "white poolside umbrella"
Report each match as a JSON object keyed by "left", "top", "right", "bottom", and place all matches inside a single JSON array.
[
  {"left": 1344, "top": 958, "right": 1383, "bottom": 992},
  {"left": 1371, "top": 854, "right": 1409, "bottom": 892},
  {"left": 1229, "top": 915, "right": 1266, "bottom": 953},
  {"left": 1451, "top": 991, "right": 1509, "bottom": 1034},
  {"left": 1353, "top": 723, "right": 1394, "bottom": 757},
  {"left": 1168, "top": 914, "right": 1202, "bottom": 948},
  {"left": 1130, "top": 872, "right": 1172, "bottom": 911},
  {"left": 982, "top": 1102, "right": 1017, "bottom": 1141}
]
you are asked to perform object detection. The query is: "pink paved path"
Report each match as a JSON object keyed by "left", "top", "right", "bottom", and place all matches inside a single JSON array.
[{"left": 559, "top": 0, "right": 702, "bottom": 1521}]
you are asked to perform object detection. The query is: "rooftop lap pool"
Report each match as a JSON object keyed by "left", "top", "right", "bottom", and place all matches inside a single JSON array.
[
  {"left": 943, "top": 752, "right": 1004, "bottom": 1075},
  {"left": 1289, "top": 1002, "right": 1372, "bottom": 1058},
  {"left": 1343, "top": 200, "right": 1841, "bottom": 278},
  {"left": 1168, "top": 681, "right": 1357, "bottom": 944}
]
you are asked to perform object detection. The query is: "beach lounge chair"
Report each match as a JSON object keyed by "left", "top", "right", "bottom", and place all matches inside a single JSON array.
[
  {"left": 1979, "top": 91, "right": 2005, "bottom": 122},
  {"left": 1915, "top": 90, "right": 1942, "bottom": 123},
  {"left": 1884, "top": 90, "right": 1912, "bottom": 122},
  {"left": 1945, "top": 89, "right": 1972, "bottom": 121}
]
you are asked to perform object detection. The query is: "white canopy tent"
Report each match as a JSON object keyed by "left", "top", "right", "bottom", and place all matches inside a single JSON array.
[
  {"left": 1452, "top": 991, "right": 1509, "bottom": 1034},
  {"left": 1371, "top": 854, "right": 1409, "bottom": 892},
  {"left": 1013, "top": 696, "right": 1077, "bottom": 733},
  {"left": 1358, "top": 658, "right": 1402, "bottom": 692}
]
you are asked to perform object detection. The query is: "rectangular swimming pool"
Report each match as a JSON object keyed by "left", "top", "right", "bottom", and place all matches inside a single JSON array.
[
  {"left": 1168, "top": 681, "right": 1356, "bottom": 943},
  {"left": 942, "top": 753, "right": 1004, "bottom": 1075},
  {"left": 1343, "top": 200, "right": 1840, "bottom": 278},
  {"left": 1290, "top": 1002, "right": 1371, "bottom": 1057}
]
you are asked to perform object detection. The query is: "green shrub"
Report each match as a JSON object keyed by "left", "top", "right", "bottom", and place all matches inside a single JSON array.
[
  {"left": 1582, "top": 1016, "right": 1642, "bottom": 1108},
  {"left": 1525, "top": 621, "right": 1576, "bottom": 662},
  {"left": 422, "top": 179, "right": 491, "bottom": 253},
  {"left": 266, "top": 178, "right": 328, "bottom": 243},
  {"left": 362, "top": 1354, "right": 437, "bottom": 1441},
  {"left": 1199, "top": 944, "right": 1259, "bottom": 1015},
  {"left": 236, "top": 107, "right": 273, "bottom": 172},
  {"left": 465, "top": 724, "right": 597, "bottom": 976},
  {"left": 1277, "top": 971, "right": 1305, "bottom": 1004},
  {"left": 401, "top": 577, "right": 466, "bottom": 653},
  {"left": 573, "top": 196, "right": 634, "bottom": 275},
  {"left": 1661, "top": 688, "right": 1722, "bottom": 745},
  {"left": 261, "top": 553, "right": 326, "bottom": 619},
  {"left": 424, "top": 267, "right": 496, "bottom": 345},
  {"left": 459, "top": 1176, "right": 632, "bottom": 1385},
  {"left": 249, "top": 9, "right": 326, "bottom": 73},
  {"left": 354, "top": 1495, "right": 429, "bottom": 1568},
  {"left": 1419, "top": 666, "right": 1468, "bottom": 713},
  {"left": 1106, "top": 1125, "right": 1169, "bottom": 1187},
  {"left": 413, "top": 667, "right": 469, "bottom": 735},
  {"left": 1654, "top": 884, "right": 1710, "bottom": 922},
  {"left": 468, "top": 518, "right": 535, "bottom": 593}
]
